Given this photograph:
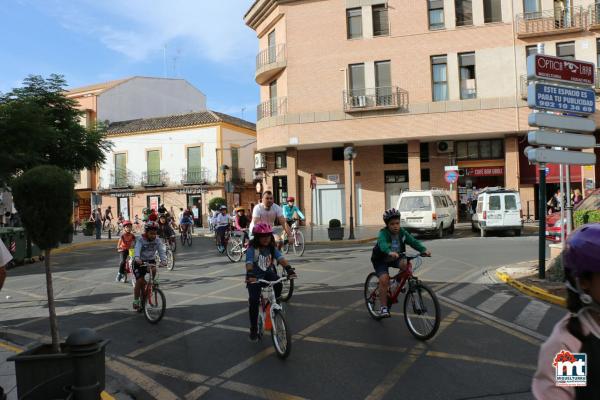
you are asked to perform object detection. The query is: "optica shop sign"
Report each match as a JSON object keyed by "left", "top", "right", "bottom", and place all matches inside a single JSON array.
[{"left": 528, "top": 54, "right": 595, "bottom": 85}]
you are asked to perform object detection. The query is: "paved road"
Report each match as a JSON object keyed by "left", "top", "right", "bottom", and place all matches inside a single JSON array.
[{"left": 1, "top": 233, "right": 562, "bottom": 400}]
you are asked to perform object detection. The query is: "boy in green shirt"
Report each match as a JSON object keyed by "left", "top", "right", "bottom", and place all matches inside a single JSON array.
[{"left": 371, "top": 208, "right": 431, "bottom": 317}]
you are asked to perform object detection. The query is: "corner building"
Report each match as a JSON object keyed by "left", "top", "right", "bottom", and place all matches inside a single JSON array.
[{"left": 245, "top": 0, "right": 600, "bottom": 226}]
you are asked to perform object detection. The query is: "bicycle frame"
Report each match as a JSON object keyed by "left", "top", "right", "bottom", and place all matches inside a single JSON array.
[
  {"left": 256, "top": 278, "right": 286, "bottom": 330},
  {"left": 373, "top": 256, "right": 422, "bottom": 305}
]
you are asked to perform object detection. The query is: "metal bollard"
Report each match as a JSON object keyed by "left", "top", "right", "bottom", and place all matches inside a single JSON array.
[{"left": 66, "top": 328, "right": 108, "bottom": 400}]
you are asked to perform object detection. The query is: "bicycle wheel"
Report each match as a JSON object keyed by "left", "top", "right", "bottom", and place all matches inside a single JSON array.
[
  {"left": 186, "top": 234, "right": 192, "bottom": 246},
  {"left": 403, "top": 281, "right": 440, "bottom": 341},
  {"left": 364, "top": 272, "right": 384, "bottom": 320},
  {"left": 180, "top": 233, "right": 185, "bottom": 245},
  {"left": 271, "top": 309, "right": 291, "bottom": 359},
  {"left": 293, "top": 231, "right": 305, "bottom": 257},
  {"left": 226, "top": 239, "right": 244, "bottom": 262},
  {"left": 166, "top": 249, "right": 175, "bottom": 271},
  {"left": 143, "top": 286, "right": 166, "bottom": 324},
  {"left": 170, "top": 238, "right": 177, "bottom": 253},
  {"left": 277, "top": 265, "right": 294, "bottom": 302}
]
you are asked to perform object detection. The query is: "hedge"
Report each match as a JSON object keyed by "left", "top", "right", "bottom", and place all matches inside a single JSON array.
[{"left": 574, "top": 210, "right": 600, "bottom": 228}]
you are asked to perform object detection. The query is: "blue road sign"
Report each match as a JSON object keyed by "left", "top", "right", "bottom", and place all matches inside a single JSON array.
[{"left": 528, "top": 83, "right": 595, "bottom": 115}]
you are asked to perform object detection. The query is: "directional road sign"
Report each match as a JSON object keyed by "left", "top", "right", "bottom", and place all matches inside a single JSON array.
[
  {"left": 524, "top": 148, "right": 596, "bottom": 165},
  {"left": 528, "top": 113, "right": 596, "bottom": 132},
  {"left": 528, "top": 83, "right": 595, "bottom": 115},
  {"left": 527, "top": 130, "right": 596, "bottom": 149},
  {"left": 527, "top": 54, "right": 595, "bottom": 86}
]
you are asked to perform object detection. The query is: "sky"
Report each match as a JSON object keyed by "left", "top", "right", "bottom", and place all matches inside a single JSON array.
[{"left": 0, "top": 0, "right": 259, "bottom": 121}]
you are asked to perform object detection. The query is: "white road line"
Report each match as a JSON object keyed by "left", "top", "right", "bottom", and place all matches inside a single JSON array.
[
  {"left": 127, "top": 325, "right": 206, "bottom": 358},
  {"left": 476, "top": 292, "right": 513, "bottom": 314},
  {"left": 514, "top": 300, "right": 551, "bottom": 331},
  {"left": 449, "top": 283, "right": 487, "bottom": 303}
]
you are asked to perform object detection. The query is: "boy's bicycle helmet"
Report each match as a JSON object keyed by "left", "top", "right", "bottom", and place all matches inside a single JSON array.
[
  {"left": 144, "top": 221, "right": 159, "bottom": 231},
  {"left": 252, "top": 223, "right": 273, "bottom": 236},
  {"left": 383, "top": 208, "right": 401, "bottom": 223}
]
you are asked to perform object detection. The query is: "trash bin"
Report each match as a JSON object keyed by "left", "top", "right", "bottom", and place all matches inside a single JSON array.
[{"left": 0, "top": 227, "right": 27, "bottom": 263}]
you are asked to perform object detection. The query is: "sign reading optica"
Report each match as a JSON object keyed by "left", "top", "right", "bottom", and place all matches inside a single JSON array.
[
  {"left": 527, "top": 54, "right": 595, "bottom": 86},
  {"left": 528, "top": 83, "right": 595, "bottom": 115}
]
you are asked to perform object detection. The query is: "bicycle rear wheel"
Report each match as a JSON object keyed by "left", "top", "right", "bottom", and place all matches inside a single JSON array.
[
  {"left": 186, "top": 234, "right": 192, "bottom": 246},
  {"left": 180, "top": 233, "right": 185, "bottom": 245},
  {"left": 143, "top": 286, "right": 166, "bottom": 324},
  {"left": 364, "top": 272, "right": 384, "bottom": 320},
  {"left": 403, "top": 281, "right": 440, "bottom": 341},
  {"left": 226, "top": 239, "right": 244, "bottom": 262},
  {"left": 293, "top": 231, "right": 305, "bottom": 257},
  {"left": 271, "top": 309, "right": 291, "bottom": 359},
  {"left": 166, "top": 249, "right": 175, "bottom": 271},
  {"left": 170, "top": 238, "right": 177, "bottom": 253},
  {"left": 277, "top": 265, "right": 294, "bottom": 302}
]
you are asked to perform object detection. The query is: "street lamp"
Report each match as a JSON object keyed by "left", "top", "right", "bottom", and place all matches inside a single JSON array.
[
  {"left": 344, "top": 146, "right": 357, "bottom": 240},
  {"left": 220, "top": 164, "right": 230, "bottom": 210}
]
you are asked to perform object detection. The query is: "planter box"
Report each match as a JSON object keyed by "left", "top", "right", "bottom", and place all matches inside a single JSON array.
[
  {"left": 8, "top": 341, "right": 108, "bottom": 400},
  {"left": 61, "top": 232, "right": 73, "bottom": 244},
  {"left": 327, "top": 227, "right": 345, "bottom": 241}
]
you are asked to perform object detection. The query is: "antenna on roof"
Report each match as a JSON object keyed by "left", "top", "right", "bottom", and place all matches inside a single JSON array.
[
  {"left": 172, "top": 47, "right": 182, "bottom": 77},
  {"left": 241, "top": 107, "right": 246, "bottom": 119}
]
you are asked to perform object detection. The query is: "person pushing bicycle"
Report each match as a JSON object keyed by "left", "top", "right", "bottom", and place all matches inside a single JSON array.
[
  {"left": 132, "top": 221, "right": 167, "bottom": 311},
  {"left": 371, "top": 208, "right": 431, "bottom": 318},
  {"left": 245, "top": 223, "right": 297, "bottom": 342}
]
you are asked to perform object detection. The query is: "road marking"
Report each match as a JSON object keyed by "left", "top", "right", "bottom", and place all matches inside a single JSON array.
[
  {"left": 425, "top": 351, "right": 537, "bottom": 371},
  {"left": 476, "top": 292, "right": 513, "bottom": 314},
  {"left": 449, "top": 283, "right": 487, "bottom": 302},
  {"left": 184, "top": 385, "right": 211, "bottom": 400},
  {"left": 0, "top": 339, "right": 23, "bottom": 353},
  {"left": 211, "top": 324, "right": 248, "bottom": 333},
  {"left": 118, "top": 356, "right": 209, "bottom": 383},
  {"left": 439, "top": 296, "right": 546, "bottom": 344},
  {"left": 514, "top": 300, "right": 551, "bottom": 331},
  {"left": 92, "top": 316, "right": 136, "bottom": 331},
  {"left": 364, "top": 311, "right": 459, "bottom": 400},
  {"left": 13, "top": 316, "right": 47, "bottom": 328},
  {"left": 163, "top": 316, "right": 204, "bottom": 326},
  {"left": 127, "top": 325, "right": 206, "bottom": 358},
  {"left": 435, "top": 267, "right": 484, "bottom": 294},
  {"left": 219, "top": 347, "right": 275, "bottom": 379},
  {"left": 302, "top": 336, "right": 407, "bottom": 353},
  {"left": 107, "top": 357, "right": 179, "bottom": 400},
  {"left": 211, "top": 308, "right": 247, "bottom": 324},
  {"left": 2, "top": 327, "right": 50, "bottom": 342},
  {"left": 220, "top": 381, "right": 307, "bottom": 400}
]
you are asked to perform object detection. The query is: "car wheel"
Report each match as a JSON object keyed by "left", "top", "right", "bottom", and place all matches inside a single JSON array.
[
  {"left": 448, "top": 221, "right": 455, "bottom": 235},
  {"left": 438, "top": 224, "right": 444, "bottom": 239},
  {"left": 514, "top": 229, "right": 522, "bottom": 237}
]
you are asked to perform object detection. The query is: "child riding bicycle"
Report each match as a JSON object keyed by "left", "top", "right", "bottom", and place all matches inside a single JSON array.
[
  {"left": 245, "top": 223, "right": 297, "bottom": 342},
  {"left": 371, "top": 208, "right": 431, "bottom": 318},
  {"left": 179, "top": 209, "right": 194, "bottom": 236},
  {"left": 116, "top": 220, "right": 135, "bottom": 283},
  {"left": 132, "top": 221, "right": 167, "bottom": 311}
]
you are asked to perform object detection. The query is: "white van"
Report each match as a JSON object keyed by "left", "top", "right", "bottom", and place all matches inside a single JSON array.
[
  {"left": 396, "top": 190, "right": 457, "bottom": 238},
  {"left": 471, "top": 188, "right": 523, "bottom": 237}
]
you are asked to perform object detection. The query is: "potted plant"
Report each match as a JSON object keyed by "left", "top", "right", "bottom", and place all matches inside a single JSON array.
[
  {"left": 209, "top": 197, "right": 227, "bottom": 211},
  {"left": 83, "top": 221, "right": 95, "bottom": 236},
  {"left": 61, "top": 224, "right": 74, "bottom": 244},
  {"left": 327, "top": 219, "right": 344, "bottom": 240}
]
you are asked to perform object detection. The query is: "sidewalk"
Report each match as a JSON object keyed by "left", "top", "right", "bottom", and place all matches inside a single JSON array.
[{"left": 0, "top": 342, "right": 18, "bottom": 400}]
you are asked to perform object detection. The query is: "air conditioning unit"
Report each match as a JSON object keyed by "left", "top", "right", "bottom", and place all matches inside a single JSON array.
[{"left": 437, "top": 141, "right": 454, "bottom": 154}]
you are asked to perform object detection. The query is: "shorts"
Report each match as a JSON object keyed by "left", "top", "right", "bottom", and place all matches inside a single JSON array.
[
  {"left": 133, "top": 262, "right": 155, "bottom": 280},
  {"left": 372, "top": 256, "right": 405, "bottom": 277}
]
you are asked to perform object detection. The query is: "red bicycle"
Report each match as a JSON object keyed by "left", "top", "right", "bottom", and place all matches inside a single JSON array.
[{"left": 364, "top": 253, "right": 440, "bottom": 341}]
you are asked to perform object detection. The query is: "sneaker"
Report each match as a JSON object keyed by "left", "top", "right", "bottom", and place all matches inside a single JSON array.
[
  {"left": 380, "top": 306, "right": 391, "bottom": 318},
  {"left": 133, "top": 299, "right": 141, "bottom": 311},
  {"left": 248, "top": 328, "right": 259, "bottom": 342},
  {"left": 116, "top": 273, "right": 122, "bottom": 282}
]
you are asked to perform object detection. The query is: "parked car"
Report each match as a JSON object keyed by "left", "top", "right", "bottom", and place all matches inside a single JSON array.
[
  {"left": 397, "top": 190, "right": 456, "bottom": 238},
  {"left": 546, "top": 189, "right": 600, "bottom": 242},
  {"left": 472, "top": 188, "right": 523, "bottom": 237}
]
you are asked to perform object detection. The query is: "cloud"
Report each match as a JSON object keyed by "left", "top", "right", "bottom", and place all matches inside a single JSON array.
[{"left": 39, "top": 0, "right": 256, "bottom": 63}]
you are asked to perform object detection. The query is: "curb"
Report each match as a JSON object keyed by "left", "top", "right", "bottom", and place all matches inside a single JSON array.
[
  {"left": 53, "top": 239, "right": 118, "bottom": 255},
  {"left": 0, "top": 339, "right": 115, "bottom": 399},
  {"left": 496, "top": 271, "right": 566, "bottom": 307},
  {"left": 306, "top": 237, "right": 377, "bottom": 246}
]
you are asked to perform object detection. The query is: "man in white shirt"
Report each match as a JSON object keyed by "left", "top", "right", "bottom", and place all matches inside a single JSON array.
[
  {"left": 214, "top": 205, "right": 231, "bottom": 249},
  {"left": 250, "top": 191, "right": 292, "bottom": 245},
  {"left": 0, "top": 240, "right": 12, "bottom": 291}
]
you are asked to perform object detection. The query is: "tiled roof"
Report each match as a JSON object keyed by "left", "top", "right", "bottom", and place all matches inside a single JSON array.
[
  {"left": 66, "top": 78, "right": 133, "bottom": 95},
  {"left": 106, "top": 111, "right": 256, "bottom": 135}
]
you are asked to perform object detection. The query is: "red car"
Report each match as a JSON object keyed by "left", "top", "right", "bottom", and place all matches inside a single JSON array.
[{"left": 546, "top": 189, "right": 600, "bottom": 242}]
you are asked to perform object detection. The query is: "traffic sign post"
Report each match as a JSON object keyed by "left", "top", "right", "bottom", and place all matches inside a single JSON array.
[{"left": 526, "top": 53, "right": 597, "bottom": 278}]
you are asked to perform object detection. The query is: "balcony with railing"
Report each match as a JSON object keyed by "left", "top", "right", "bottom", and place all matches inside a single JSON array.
[
  {"left": 231, "top": 168, "right": 246, "bottom": 184},
  {"left": 257, "top": 97, "right": 287, "bottom": 121},
  {"left": 516, "top": 8, "right": 585, "bottom": 38},
  {"left": 109, "top": 168, "right": 134, "bottom": 189},
  {"left": 343, "top": 86, "right": 409, "bottom": 112},
  {"left": 141, "top": 170, "right": 168, "bottom": 187},
  {"left": 181, "top": 168, "right": 214, "bottom": 185},
  {"left": 255, "top": 44, "right": 287, "bottom": 85},
  {"left": 589, "top": 3, "right": 600, "bottom": 29}
]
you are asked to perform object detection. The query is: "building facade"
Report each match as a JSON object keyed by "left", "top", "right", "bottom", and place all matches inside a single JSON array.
[
  {"left": 97, "top": 111, "right": 257, "bottom": 225},
  {"left": 67, "top": 77, "right": 207, "bottom": 221},
  {"left": 245, "top": 0, "right": 600, "bottom": 226}
]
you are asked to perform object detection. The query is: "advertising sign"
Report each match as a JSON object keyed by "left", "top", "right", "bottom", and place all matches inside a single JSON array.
[
  {"left": 528, "top": 54, "right": 595, "bottom": 85},
  {"left": 528, "top": 83, "right": 595, "bottom": 115},
  {"left": 464, "top": 167, "right": 504, "bottom": 177}
]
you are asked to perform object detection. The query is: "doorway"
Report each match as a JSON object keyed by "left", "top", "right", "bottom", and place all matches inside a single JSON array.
[
  {"left": 316, "top": 184, "right": 345, "bottom": 225},
  {"left": 187, "top": 194, "right": 203, "bottom": 227},
  {"left": 273, "top": 176, "right": 288, "bottom": 205},
  {"left": 385, "top": 170, "right": 409, "bottom": 209}
]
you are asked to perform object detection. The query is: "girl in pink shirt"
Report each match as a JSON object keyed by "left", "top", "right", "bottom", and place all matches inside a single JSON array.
[{"left": 532, "top": 224, "right": 600, "bottom": 399}]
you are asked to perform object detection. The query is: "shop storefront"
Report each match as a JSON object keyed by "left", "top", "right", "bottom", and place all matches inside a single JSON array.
[
  {"left": 177, "top": 187, "right": 208, "bottom": 227},
  {"left": 75, "top": 192, "right": 92, "bottom": 222}
]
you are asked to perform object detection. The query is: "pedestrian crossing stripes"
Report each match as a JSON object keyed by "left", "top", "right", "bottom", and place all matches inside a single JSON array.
[
  {"left": 514, "top": 300, "right": 551, "bottom": 331},
  {"left": 476, "top": 292, "right": 512, "bottom": 314},
  {"left": 448, "top": 283, "right": 485, "bottom": 303}
]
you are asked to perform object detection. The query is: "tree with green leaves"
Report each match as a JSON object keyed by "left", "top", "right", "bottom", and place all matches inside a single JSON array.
[
  {"left": 12, "top": 166, "right": 76, "bottom": 353},
  {"left": 0, "top": 74, "right": 112, "bottom": 186},
  {"left": 209, "top": 197, "right": 227, "bottom": 211}
]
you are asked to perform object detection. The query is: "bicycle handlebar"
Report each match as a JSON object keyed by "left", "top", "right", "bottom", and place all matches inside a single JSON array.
[
  {"left": 251, "top": 277, "right": 287, "bottom": 286},
  {"left": 404, "top": 253, "right": 431, "bottom": 261}
]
